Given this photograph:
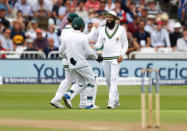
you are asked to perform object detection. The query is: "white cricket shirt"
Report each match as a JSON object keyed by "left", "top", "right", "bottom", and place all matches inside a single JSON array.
[
  {"left": 95, "top": 24, "right": 128, "bottom": 60},
  {"left": 59, "top": 30, "right": 98, "bottom": 69}
]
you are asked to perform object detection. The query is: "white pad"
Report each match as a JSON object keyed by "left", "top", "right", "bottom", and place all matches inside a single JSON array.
[
  {"left": 92, "top": 75, "right": 98, "bottom": 105},
  {"left": 69, "top": 83, "right": 85, "bottom": 100}
]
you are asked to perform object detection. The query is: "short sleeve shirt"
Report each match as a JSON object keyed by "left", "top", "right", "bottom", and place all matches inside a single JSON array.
[
  {"left": 133, "top": 31, "right": 150, "bottom": 46},
  {"left": 10, "top": 31, "right": 26, "bottom": 46}
]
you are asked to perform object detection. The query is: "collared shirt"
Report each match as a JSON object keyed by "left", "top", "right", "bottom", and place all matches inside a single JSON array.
[
  {"left": 151, "top": 29, "right": 171, "bottom": 47},
  {"left": 177, "top": 38, "right": 187, "bottom": 51},
  {"left": 95, "top": 24, "right": 128, "bottom": 58},
  {"left": 144, "top": 24, "right": 155, "bottom": 34},
  {"left": 47, "top": 32, "right": 60, "bottom": 48},
  {"left": 0, "top": 35, "right": 13, "bottom": 51},
  {"left": 15, "top": 2, "right": 33, "bottom": 16},
  {"left": 170, "top": 32, "right": 183, "bottom": 47},
  {"left": 77, "top": 9, "right": 88, "bottom": 20},
  {"left": 105, "top": 3, "right": 115, "bottom": 12},
  {"left": 60, "top": 15, "right": 68, "bottom": 29},
  {"left": 133, "top": 31, "right": 150, "bottom": 46},
  {"left": 34, "top": 38, "right": 48, "bottom": 50},
  {"left": 0, "top": 3, "right": 12, "bottom": 16}
]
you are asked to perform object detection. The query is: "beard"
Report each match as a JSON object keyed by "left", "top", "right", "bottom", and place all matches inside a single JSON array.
[{"left": 106, "top": 20, "right": 115, "bottom": 29}]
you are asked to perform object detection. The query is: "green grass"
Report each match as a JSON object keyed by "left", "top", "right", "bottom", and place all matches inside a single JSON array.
[{"left": 0, "top": 85, "right": 187, "bottom": 130}]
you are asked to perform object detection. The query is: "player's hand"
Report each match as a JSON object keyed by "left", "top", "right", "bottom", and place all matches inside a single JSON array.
[
  {"left": 90, "top": 45, "right": 95, "bottom": 49},
  {"left": 117, "top": 55, "right": 123, "bottom": 63},
  {"left": 93, "top": 22, "right": 99, "bottom": 28},
  {"left": 70, "top": 58, "right": 77, "bottom": 65},
  {"left": 96, "top": 54, "right": 103, "bottom": 63}
]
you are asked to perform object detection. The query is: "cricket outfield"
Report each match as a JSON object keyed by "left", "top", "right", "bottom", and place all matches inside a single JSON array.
[{"left": 0, "top": 85, "right": 187, "bottom": 131}]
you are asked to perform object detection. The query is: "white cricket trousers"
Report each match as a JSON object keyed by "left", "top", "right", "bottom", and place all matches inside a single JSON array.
[
  {"left": 103, "top": 60, "right": 120, "bottom": 106},
  {"left": 69, "top": 65, "right": 96, "bottom": 106},
  {"left": 53, "top": 68, "right": 72, "bottom": 101}
]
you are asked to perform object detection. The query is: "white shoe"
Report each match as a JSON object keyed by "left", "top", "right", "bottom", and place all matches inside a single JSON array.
[
  {"left": 93, "top": 105, "right": 100, "bottom": 109},
  {"left": 79, "top": 104, "right": 100, "bottom": 109},
  {"left": 107, "top": 104, "right": 115, "bottom": 109},
  {"left": 115, "top": 102, "right": 120, "bottom": 107},
  {"left": 79, "top": 104, "right": 86, "bottom": 109},
  {"left": 63, "top": 94, "right": 72, "bottom": 108},
  {"left": 85, "top": 104, "right": 99, "bottom": 109},
  {"left": 50, "top": 98, "right": 64, "bottom": 108}
]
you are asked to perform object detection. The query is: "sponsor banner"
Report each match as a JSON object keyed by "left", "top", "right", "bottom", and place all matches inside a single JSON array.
[
  {"left": 3, "top": 77, "right": 62, "bottom": 84},
  {"left": 98, "top": 77, "right": 149, "bottom": 85},
  {"left": 0, "top": 76, "right": 2, "bottom": 85},
  {"left": 0, "top": 59, "right": 187, "bottom": 85},
  {"left": 3, "top": 77, "right": 187, "bottom": 85},
  {"left": 152, "top": 79, "right": 187, "bottom": 85}
]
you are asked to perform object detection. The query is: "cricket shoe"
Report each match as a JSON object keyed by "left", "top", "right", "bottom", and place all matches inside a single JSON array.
[
  {"left": 79, "top": 104, "right": 86, "bottom": 109},
  {"left": 107, "top": 104, "right": 115, "bottom": 109},
  {"left": 115, "top": 102, "right": 120, "bottom": 108},
  {"left": 93, "top": 105, "right": 100, "bottom": 109},
  {"left": 63, "top": 94, "right": 72, "bottom": 108},
  {"left": 50, "top": 98, "right": 64, "bottom": 109},
  {"left": 85, "top": 104, "right": 99, "bottom": 109},
  {"left": 81, "top": 104, "right": 100, "bottom": 109}
]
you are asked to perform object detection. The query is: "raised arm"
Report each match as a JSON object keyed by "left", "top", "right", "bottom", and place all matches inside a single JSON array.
[
  {"left": 83, "top": 37, "right": 98, "bottom": 60},
  {"left": 94, "top": 30, "right": 104, "bottom": 50},
  {"left": 86, "top": 23, "right": 98, "bottom": 41}
]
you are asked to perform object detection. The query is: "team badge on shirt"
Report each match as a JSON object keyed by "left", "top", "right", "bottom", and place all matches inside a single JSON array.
[{"left": 116, "top": 37, "right": 119, "bottom": 41}]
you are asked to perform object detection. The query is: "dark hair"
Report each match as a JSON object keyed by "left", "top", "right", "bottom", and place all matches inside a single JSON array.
[
  {"left": 77, "top": 0, "right": 85, "bottom": 5},
  {"left": 115, "top": 0, "right": 121, "bottom": 4},
  {"left": 0, "top": 9, "right": 6, "bottom": 11},
  {"left": 67, "top": 17, "right": 73, "bottom": 23},
  {"left": 17, "top": 10, "right": 22, "bottom": 13},
  {"left": 139, "top": 19, "right": 145, "bottom": 24},
  {"left": 184, "top": 27, "right": 187, "bottom": 31},
  {"left": 130, "top": 1, "right": 136, "bottom": 5},
  {"left": 2, "top": 28, "right": 10, "bottom": 33},
  {"left": 100, "top": 1, "right": 106, "bottom": 4}
]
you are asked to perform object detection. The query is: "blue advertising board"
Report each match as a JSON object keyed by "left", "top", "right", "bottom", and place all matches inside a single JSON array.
[{"left": 0, "top": 59, "right": 187, "bottom": 84}]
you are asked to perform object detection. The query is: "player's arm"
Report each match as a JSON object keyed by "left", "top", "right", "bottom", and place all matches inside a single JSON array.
[
  {"left": 118, "top": 28, "right": 129, "bottom": 63},
  {"left": 58, "top": 38, "right": 66, "bottom": 58},
  {"left": 86, "top": 22, "right": 98, "bottom": 41},
  {"left": 59, "top": 30, "right": 64, "bottom": 44},
  {"left": 94, "top": 30, "right": 103, "bottom": 50},
  {"left": 83, "top": 37, "right": 98, "bottom": 60}
]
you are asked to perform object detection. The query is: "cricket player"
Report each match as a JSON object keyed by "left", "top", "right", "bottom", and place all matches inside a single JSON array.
[
  {"left": 50, "top": 13, "right": 99, "bottom": 109},
  {"left": 94, "top": 11, "right": 128, "bottom": 109},
  {"left": 50, "top": 13, "right": 79, "bottom": 108},
  {"left": 60, "top": 17, "right": 103, "bottom": 109}
]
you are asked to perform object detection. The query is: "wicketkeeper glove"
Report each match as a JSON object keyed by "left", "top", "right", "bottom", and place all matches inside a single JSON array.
[
  {"left": 70, "top": 58, "right": 77, "bottom": 65},
  {"left": 96, "top": 54, "right": 103, "bottom": 63}
]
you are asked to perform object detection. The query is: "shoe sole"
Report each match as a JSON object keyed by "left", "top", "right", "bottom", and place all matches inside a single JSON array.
[
  {"left": 115, "top": 104, "right": 120, "bottom": 108},
  {"left": 94, "top": 106, "right": 100, "bottom": 109},
  {"left": 107, "top": 106, "right": 115, "bottom": 109},
  {"left": 50, "top": 102, "right": 63, "bottom": 109},
  {"left": 63, "top": 96, "right": 72, "bottom": 109}
]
